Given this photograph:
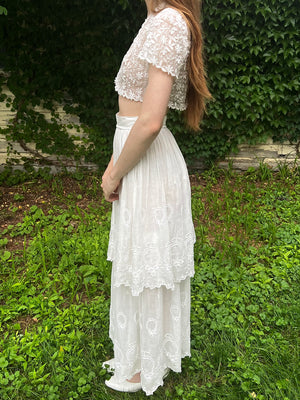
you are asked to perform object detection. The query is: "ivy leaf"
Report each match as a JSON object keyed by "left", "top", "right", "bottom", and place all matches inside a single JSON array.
[{"left": 0, "top": 357, "right": 8, "bottom": 368}]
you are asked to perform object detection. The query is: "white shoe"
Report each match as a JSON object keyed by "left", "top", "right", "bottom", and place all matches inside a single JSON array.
[
  {"left": 102, "top": 358, "right": 115, "bottom": 373},
  {"left": 104, "top": 366, "right": 170, "bottom": 393},
  {"left": 105, "top": 375, "right": 142, "bottom": 393}
]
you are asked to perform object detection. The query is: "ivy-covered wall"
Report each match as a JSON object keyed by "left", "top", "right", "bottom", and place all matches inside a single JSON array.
[{"left": 0, "top": 0, "right": 299, "bottom": 169}]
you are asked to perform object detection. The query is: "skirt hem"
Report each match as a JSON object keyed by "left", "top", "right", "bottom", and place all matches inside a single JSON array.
[
  {"left": 106, "top": 352, "right": 191, "bottom": 396},
  {"left": 107, "top": 264, "right": 195, "bottom": 296}
]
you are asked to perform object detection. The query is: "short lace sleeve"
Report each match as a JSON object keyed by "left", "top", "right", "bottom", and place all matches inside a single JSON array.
[{"left": 138, "top": 8, "right": 190, "bottom": 78}]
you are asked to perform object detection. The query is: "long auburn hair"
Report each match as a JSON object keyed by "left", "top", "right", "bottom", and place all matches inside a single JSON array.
[{"left": 148, "top": 0, "right": 212, "bottom": 130}]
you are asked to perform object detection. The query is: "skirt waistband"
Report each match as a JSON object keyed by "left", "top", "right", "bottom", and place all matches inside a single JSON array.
[{"left": 116, "top": 113, "right": 167, "bottom": 130}]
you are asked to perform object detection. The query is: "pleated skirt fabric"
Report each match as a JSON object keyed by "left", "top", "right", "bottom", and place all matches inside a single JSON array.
[
  {"left": 107, "top": 114, "right": 195, "bottom": 395},
  {"left": 108, "top": 114, "right": 195, "bottom": 295}
]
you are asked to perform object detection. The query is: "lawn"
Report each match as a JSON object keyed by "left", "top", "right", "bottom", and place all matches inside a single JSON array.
[{"left": 0, "top": 164, "right": 299, "bottom": 400}]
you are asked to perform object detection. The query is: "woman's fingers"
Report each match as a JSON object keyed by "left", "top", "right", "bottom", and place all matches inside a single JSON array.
[
  {"left": 108, "top": 192, "right": 119, "bottom": 202},
  {"left": 101, "top": 179, "right": 120, "bottom": 202}
]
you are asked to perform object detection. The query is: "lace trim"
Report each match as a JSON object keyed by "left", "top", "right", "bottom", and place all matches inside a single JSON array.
[
  {"left": 115, "top": 79, "right": 187, "bottom": 111},
  {"left": 109, "top": 269, "right": 195, "bottom": 297},
  {"left": 111, "top": 357, "right": 191, "bottom": 396},
  {"left": 108, "top": 233, "right": 196, "bottom": 296},
  {"left": 138, "top": 54, "right": 180, "bottom": 79},
  {"left": 114, "top": 85, "right": 143, "bottom": 103}
]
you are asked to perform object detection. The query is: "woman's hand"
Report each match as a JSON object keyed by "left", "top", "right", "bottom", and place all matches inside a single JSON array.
[
  {"left": 101, "top": 171, "right": 121, "bottom": 202},
  {"left": 101, "top": 155, "right": 120, "bottom": 202}
]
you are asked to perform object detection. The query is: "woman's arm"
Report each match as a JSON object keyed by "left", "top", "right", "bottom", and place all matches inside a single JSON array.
[
  {"left": 101, "top": 65, "right": 174, "bottom": 202},
  {"left": 102, "top": 155, "right": 113, "bottom": 179}
]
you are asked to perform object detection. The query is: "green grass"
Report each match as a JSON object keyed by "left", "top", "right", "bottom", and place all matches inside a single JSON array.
[{"left": 0, "top": 164, "right": 299, "bottom": 400}]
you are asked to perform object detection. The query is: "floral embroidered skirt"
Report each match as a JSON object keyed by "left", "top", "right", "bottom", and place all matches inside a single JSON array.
[{"left": 107, "top": 114, "right": 195, "bottom": 395}]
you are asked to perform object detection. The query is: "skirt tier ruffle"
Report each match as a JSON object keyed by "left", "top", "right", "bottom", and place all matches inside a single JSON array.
[{"left": 107, "top": 114, "right": 195, "bottom": 296}]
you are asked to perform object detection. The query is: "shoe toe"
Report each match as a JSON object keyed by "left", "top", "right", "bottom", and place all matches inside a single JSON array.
[{"left": 105, "top": 376, "right": 142, "bottom": 392}]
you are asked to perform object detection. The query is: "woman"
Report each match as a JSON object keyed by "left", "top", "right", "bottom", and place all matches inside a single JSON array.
[{"left": 101, "top": 0, "right": 211, "bottom": 395}]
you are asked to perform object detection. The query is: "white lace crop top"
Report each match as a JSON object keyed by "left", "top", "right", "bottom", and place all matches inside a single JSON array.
[{"left": 115, "top": 7, "right": 191, "bottom": 111}]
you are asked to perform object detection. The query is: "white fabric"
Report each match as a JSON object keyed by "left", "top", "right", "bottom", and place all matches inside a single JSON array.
[
  {"left": 107, "top": 115, "right": 195, "bottom": 296},
  {"left": 109, "top": 277, "right": 191, "bottom": 396},
  {"left": 108, "top": 10, "right": 194, "bottom": 391},
  {"left": 114, "top": 7, "right": 190, "bottom": 111}
]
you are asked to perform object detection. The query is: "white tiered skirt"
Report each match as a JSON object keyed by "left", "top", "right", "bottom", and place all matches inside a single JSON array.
[{"left": 107, "top": 114, "right": 195, "bottom": 395}]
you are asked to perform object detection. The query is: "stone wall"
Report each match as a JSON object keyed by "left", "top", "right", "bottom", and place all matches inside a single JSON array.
[
  {"left": 0, "top": 85, "right": 96, "bottom": 172},
  {"left": 1, "top": 85, "right": 299, "bottom": 173},
  {"left": 218, "top": 140, "right": 299, "bottom": 172}
]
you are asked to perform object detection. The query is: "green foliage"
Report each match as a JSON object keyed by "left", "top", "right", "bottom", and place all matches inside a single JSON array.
[
  {"left": 0, "top": 0, "right": 145, "bottom": 168},
  {"left": 176, "top": 0, "right": 300, "bottom": 165},
  {"left": 0, "top": 168, "right": 299, "bottom": 399},
  {"left": 0, "top": 0, "right": 299, "bottom": 168},
  {"left": 0, "top": 165, "right": 53, "bottom": 186},
  {"left": 200, "top": 0, "right": 300, "bottom": 157},
  {"left": 0, "top": 5, "right": 7, "bottom": 15}
]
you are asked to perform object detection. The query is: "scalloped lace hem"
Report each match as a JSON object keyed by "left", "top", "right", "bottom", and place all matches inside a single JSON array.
[
  {"left": 115, "top": 86, "right": 186, "bottom": 111},
  {"left": 143, "top": 354, "right": 191, "bottom": 396},
  {"left": 108, "top": 268, "right": 195, "bottom": 296},
  {"left": 112, "top": 354, "right": 191, "bottom": 396},
  {"left": 115, "top": 73, "right": 187, "bottom": 112},
  {"left": 138, "top": 54, "right": 179, "bottom": 79},
  {"left": 115, "top": 87, "right": 144, "bottom": 103},
  {"left": 168, "top": 102, "right": 187, "bottom": 111}
]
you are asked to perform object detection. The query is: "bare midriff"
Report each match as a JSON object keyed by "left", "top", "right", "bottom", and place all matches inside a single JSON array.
[{"left": 118, "top": 96, "right": 142, "bottom": 117}]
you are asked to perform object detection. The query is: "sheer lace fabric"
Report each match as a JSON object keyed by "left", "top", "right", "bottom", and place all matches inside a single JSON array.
[
  {"left": 107, "top": 115, "right": 195, "bottom": 296},
  {"left": 115, "top": 8, "right": 190, "bottom": 111},
  {"left": 109, "top": 277, "right": 191, "bottom": 396}
]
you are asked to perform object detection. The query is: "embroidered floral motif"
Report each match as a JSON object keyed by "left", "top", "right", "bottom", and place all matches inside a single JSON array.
[
  {"left": 109, "top": 278, "right": 191, "bottom": 395},
  {"left": 115, "top": 8, "right": 190, "bottom": 111},
  {"left": 108, "top": 117, "right": 196, "bottom": 296}
]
